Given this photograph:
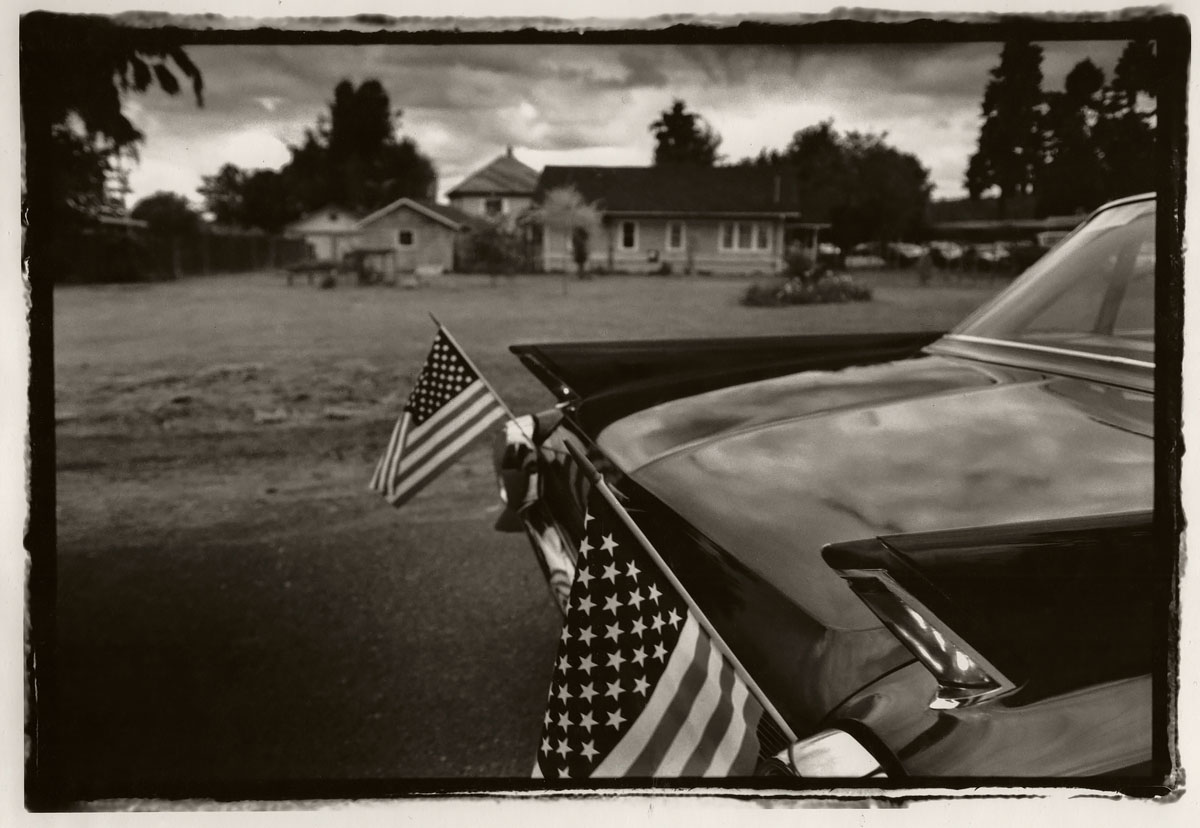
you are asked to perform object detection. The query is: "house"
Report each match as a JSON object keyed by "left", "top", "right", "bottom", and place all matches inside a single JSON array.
[
  {"left": 447, "top": 147, "right": 540, "bottom": 222},
  {"left": 283, "top": 205, "right": 363, "bottom": 261},
  {"left": 355, "top": 197, "right": 488, "bottom": 277},
  {"left": 533, "top": 165, "right": 820, "bottom": 275}
]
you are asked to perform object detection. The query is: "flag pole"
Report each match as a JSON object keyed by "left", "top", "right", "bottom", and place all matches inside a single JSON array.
[{"left": 564, "top": 439, "right": 799, "bottom": 745}]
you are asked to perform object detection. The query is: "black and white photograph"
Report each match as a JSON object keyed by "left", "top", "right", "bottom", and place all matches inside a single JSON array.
[{"left": 15, "top": 2, "right": 1189, "bottom": 813}]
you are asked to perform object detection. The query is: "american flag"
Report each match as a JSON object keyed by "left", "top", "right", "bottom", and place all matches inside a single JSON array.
[
  {"left": 535, "top": 485, "right": 766, "bottom": 779},
  {"left": 370, "top": 328, "right": 508, "bottom": 507}
]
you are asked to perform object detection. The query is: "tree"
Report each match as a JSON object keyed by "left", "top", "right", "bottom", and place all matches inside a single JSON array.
[
  {"left": 201, "top": 78, "right": 439, "bottom": 231},
  {"left": 532, "top": 186, "right": 601, "bottom": 283},
  {"left": 285, "top": 78, "right": 437, "bottom": 214},
  {"left": 835, "top": 131, "right": 932, "bottom": 246},
  {"left": 965, "top": 41, "right": 1045, "bottom": 215},
  {"left": 750, "top": 121, "right": 931, "bottom": 250},
  {"left": 21, "top": 12, "right": 205, "bottom": 280},
  {"left": 199, "top": 163, "right": 247, "bottom": 225},
  {"left": 1036, "top": 59, "right": 1107, "bottom": 215},
  {"left": 650, "top": 99, "right": 722, "bottom": 167},
  {"left": 1096, "top": 40, "right": 1157, "bottom": 201},
  {"left": 131, "top": 191, "right": 200, "bottom": 236}
]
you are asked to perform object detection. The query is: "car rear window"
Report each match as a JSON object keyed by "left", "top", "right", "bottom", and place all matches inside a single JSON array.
[{"left": 953, "top": 199, "right": 1156, "bottom": 364}]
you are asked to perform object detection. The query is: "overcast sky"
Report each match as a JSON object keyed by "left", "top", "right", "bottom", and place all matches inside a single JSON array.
[{"left": 122, "top": 40, "right": 1130, "bottom": 207}]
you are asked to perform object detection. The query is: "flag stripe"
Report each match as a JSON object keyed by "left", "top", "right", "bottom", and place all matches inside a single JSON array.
[
  {"left": 624, "top": 619, "right": 714, "bottom": 776},
  {"left": 590, "top": 617, "right": 701, "bottom": 777},
  {"left": 680, "top": 645, "right": 739, "bottom": 776},
  {"left": 386, "top": 407, "right": 507, "bottom": 506},
  {"left": 654, "top": 630, "right": 727, "bottom": 776},
  {"left": 400, "top": 381, "right": 492, "bottom": 461},
  {"left": 370, "top": 415, "right": 404, "bottom": 492},
  {"left": 382, "top": 412, "right": 412, "bottom": 496},
  {"left": 391, "top": 402, "right": 506, "bottom": 498},
  {"left": 391, "top": 388, "right": 498, "bottom": 479},
  {"left": 705, "top": 675, "right": 755, "bottom": 775},
  {"left": 727, "top": 689, "right": 762, "bottom": 774}
]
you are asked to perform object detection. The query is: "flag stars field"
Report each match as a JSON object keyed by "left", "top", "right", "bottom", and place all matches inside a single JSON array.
[{"left": 535, "top": 486, "right": 770, "bottom": 778}]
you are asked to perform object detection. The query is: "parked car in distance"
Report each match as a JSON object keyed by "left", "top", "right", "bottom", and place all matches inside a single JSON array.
[
  {"left": 494, "top": 193, "right": 1161, "bottom": 780},
  {"left": 973, "top": 241, "right": 1012, "bottom": 270},
  {"left": 928, "top": 240, "right": 964, "bottom": 267},
  {"left": 885, "top": 241, "right": 927, "bottom": 267}
]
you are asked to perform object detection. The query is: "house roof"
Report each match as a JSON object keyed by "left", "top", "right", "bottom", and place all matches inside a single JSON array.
[
  {"left": 357, "top": 198, "right": 490, "bottom": 232},
  {"left": 447, "top": 148, "right": 540, "bottom": 197},
  {"left": 534, "top": 165, "right": 803, "bottom": 216}
]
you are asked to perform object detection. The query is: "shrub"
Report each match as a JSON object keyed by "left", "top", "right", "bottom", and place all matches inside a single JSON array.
[
  {"left": 741, "top": 273, "right": 873, "bottom": 307},
  {"left": 457, "top": 224, "right": 528, "bottom": 274}
]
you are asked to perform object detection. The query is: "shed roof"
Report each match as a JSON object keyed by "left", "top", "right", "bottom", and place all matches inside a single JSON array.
[
  {"left": 447, "top": 148, "right": 540, "bottom": 197},
  {"left": 534, "top": 165, "right": 803, "bottom": 216},
  {"left": 357, "top": 198, "right": 491, "bottom": 231}
]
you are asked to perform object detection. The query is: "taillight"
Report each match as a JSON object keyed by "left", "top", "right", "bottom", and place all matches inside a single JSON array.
[{"left": 840, "top": 569, "right": 1017, "bottom": 708}]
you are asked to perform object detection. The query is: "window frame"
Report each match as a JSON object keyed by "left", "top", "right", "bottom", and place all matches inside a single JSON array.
[
  {"left": 719, "top": 221, "right": 772, "bottom": 253},
  {"left": 619, "top": 220, "right": 639, "bottom": 252},
  {"left": 666, "top": 220, "right": 686, "bottom": 252},
  {"left": 397, "top": 229, "right": 416, "bottom": 248}
]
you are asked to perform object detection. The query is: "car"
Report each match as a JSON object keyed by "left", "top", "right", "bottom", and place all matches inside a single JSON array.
[
  {"left": 973, "top": 241, "right": 1012, "bottom": 270},
  {"left": 493, "top": 193, "right": 1161, "bottom": 779},
  {"left": 885, "top": 241, "right": 927, "bottom": 267},
  {"left": 927, "top": 240, "right": 964, "bottom": 267}
]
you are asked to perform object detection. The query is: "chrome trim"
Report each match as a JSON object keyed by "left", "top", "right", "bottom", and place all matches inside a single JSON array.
[
  {"left": 841, "top": 568, "right": 1019, "bottom": 709},
  {"left": 520, "top": 504, "right": 576, "bottom": 615},
  {"left": 773, "top": 729, "right": 887, "bottom": 778},
  {"left": 943, "top": 335, "right": 1154, "bottom": 370}
]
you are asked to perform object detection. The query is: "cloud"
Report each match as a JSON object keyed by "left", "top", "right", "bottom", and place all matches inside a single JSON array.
[{"left": 122, "top": 39, "right": 1136, "bottom": 204}]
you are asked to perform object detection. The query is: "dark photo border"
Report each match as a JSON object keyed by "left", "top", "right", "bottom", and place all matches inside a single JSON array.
[{"left": 20, "top": 8, "right": 1190, "bottom": 810}]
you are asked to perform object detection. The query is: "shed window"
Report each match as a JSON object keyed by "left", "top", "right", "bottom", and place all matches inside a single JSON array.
[
  {"left": 398, "top": 230, "right": 415, "bottom": 247},
  {"left": 485, "top": 198, "right": 504, "bottom": 216}
]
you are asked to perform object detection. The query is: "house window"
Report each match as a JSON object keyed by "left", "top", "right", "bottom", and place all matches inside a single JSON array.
[
  {"left": 666, "top": 221, "right": 685, "bottom": 251},
  {"left": 721, "top": 223, "right": 736, "bottom": 249},
  {"left": 398, "top": 230, "right": 415, "bottom": 247},
  {"left": 620, "top": 221, "right": 638, "bottom": 251},
  {"left": 720, "top": 222, "right": 772, "bottom": 252},
  {"left": 485, "top": 197, "right": 504, "bottom": 217}
]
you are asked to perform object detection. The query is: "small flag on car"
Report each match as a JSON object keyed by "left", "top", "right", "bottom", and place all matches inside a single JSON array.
[
  {"left": 534, "top": 482, "right": 768, "bottom": 778},
  {"left": 370, "top": 325, "right": 509, "bottom": 508}
]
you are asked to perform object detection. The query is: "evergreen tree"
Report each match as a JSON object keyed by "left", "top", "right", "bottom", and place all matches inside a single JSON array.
[
  {"left": 965, "top": 41, "right": 1045, "bottom": 216},
  {"left": 650, "top": 100, "right": 722, "bottom": 166},
  {"left": 1038, "top": 59, "right": 1107, "bottom": 215},
  {"left": 1096, "top": 40, "right": 1157, "bottom": 201}
]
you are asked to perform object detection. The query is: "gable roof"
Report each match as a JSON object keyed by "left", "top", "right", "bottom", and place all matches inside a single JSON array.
[
  {"left": 534, "top": 165, "right": 803, "bottom": 216},
  {"left": 448, "top": 149, "right": 540, "bottom": 197},
  {"left": 357, "top": 198, "right": 490, "bottom": 231}
]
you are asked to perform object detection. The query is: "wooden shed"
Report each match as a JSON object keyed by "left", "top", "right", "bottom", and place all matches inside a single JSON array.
[{"left": 355, "top": 198, "right": 486, "bottom": 276}]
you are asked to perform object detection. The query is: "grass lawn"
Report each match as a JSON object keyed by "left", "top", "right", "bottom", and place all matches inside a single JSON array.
[{"left": 55, "top": 269, "right": 1003, "bottom": 435}]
